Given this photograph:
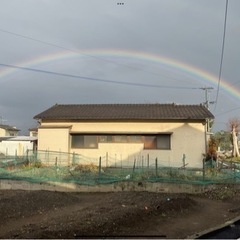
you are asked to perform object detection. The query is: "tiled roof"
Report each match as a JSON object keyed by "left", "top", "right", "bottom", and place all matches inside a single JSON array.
[
  {"left": 0, "top": 124, "right": 20, "bottom": 131},
  {"left": 34, "top": 103, "right": 214, "bottom": 121}
]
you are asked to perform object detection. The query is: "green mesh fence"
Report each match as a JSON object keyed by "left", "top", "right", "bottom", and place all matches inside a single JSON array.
[{"left": 0, "top": 150, "right": 240, "bottom": 185}]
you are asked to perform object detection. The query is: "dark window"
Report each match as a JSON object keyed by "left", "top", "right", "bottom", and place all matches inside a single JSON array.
[
  {"left": 144, "top": 136, "right": 157, "bottom": 149},
  {"left": 71, "top": 134, "right": 171, "bottom": 149},
  {"left": 157, "top": 135, "right": 171, "bottom": 149},
  {"left": 71, "top": 135, "right": 97, "bottom": 148},
  {"left": 144, "top": 134, "right": 171, "bottom": 149},
  {"left": 72, "top": 135, "right": 84, "bottom": 148}
]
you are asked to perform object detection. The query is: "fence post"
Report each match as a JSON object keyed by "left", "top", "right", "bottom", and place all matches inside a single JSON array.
[
  {"left": 98, "top": 156, "right": 102, "bottom": 178},
  {"left": 202, "top": 157, "right": 205, "bottom": 181},
  {"left": 155, "top": 157, "right": 158, "bottom": 177},
  {"left": 72, "top": 152, "right": 75, "bottom": 165},
  {"left": 182, "top": 154, "right": 186, "bottom": 168},
  {"left": 26, "top": 149, "right": 30, "bottom": 167},
  {"left": 147, "top": 154, "right": 149, "bottom": 168},
  {"left": 132, "top": 158, "right": 136, "bottom": 179},
  {"left": 234, "top": 163, "right": 236, "bottom": 183},
  {"left": 55, "top": 157, "right": 58, "bottom": 167},
  {"left": 15, "top": 149, "right": 17, "bottom": 164}
]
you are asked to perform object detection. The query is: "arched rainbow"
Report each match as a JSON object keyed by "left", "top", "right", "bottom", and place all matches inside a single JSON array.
[{"left": 0, "top": 48, "right": 238, "bottom": 102}]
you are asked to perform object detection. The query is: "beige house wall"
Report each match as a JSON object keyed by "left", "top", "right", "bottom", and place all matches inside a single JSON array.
[
  {"left": 0, "top": 128, "right": 18, "bottom": 137},
  {"left": 0, "top": 128, "right": 5, "bottom": 136},
  {"left": 37, "top": 121, "right": 206, "bottom": 168},
  {"left": 38, "top": 127, "right": 70, "bottom": 152}
]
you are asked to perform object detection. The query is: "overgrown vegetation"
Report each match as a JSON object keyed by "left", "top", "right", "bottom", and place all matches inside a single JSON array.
[{"left": 0, "top": 157, "right": 240, "bottom": 185}]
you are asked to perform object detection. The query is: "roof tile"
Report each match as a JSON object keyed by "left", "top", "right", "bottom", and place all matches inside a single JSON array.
[{"left": 34, "top": 103, "right": 214, "bottom": 121}]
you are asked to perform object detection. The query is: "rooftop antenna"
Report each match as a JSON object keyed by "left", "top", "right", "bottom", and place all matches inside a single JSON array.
[{"left": 0, "top": 115, "right": 7, "bottom": 125}]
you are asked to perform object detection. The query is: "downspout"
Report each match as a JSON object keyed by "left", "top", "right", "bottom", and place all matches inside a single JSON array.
[
  {"left": 204, "top": 118, "right": 208, "bottom": 154},
  {"left": 203, "top": 118, "right": 208, "bottom": 181}
]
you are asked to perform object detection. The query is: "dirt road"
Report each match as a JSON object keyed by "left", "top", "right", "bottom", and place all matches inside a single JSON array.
[{"left": 0, "top": 187, "right": 240, "bottom": 239}]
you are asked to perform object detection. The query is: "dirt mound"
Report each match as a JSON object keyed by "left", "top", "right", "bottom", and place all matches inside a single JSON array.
[{"left": 0, "top": 190, "right": 239, "bottom": 239}]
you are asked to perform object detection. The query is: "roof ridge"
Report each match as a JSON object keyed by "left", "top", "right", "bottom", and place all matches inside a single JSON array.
[
  {"left": 34, "top": 103, "right": 214, "bottom": 120},
  {"left": 52, "top": 103, "right": 204, "bottom": 106}
]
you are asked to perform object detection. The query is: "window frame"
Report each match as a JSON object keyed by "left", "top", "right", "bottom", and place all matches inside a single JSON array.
[
  {"left": 71, "top": 134, "right": 98, "bottom": 149},
  {"left": 70, "top": 133, "right": 172, "bottom": 150}
]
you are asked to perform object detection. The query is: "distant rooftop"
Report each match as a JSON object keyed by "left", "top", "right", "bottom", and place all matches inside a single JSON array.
[
  {"left": 0, "top": 124, "right": 20, "bottom": 131},
  {"left": 0, "top": 136, "right": 37, "bottom": 141},
  {"left": 34, "top": 103, "right": 214, "bottom": 121}
]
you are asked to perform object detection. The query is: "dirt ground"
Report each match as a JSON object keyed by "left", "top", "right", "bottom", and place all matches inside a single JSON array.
[{"left": 0, "top": 186, "right": 240, "bottom": 239}]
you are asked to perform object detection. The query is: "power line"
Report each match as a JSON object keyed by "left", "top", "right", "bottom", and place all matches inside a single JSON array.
[
  {"left": 215, "top": 106, "right": 240, "bottom": 117},
  {"left": 214, "top": 0, "right": 228, "bottom": 110},
  {"left": 0, "top": 63, "right": 199, "bottom": 90},
  {"left": 0, "top": 28, "right": 192, "bottom": 84}
]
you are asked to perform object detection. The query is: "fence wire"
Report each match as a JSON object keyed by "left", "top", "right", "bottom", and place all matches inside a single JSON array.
[{"left": 0, "top": 150, "right": 239, "bottom": 185}]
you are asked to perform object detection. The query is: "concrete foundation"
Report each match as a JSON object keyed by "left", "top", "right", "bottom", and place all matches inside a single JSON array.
[{"left": 0, "top": 179, "right": 219, "bottom": 193}]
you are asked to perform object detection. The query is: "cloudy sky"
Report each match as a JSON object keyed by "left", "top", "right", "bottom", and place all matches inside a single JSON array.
[{"left": 0, "top": 0, "right": 239, "bottom": 134}]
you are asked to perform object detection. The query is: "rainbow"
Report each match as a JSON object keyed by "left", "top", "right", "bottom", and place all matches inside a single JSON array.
[{"left": 0, "top": 48, "right": 239, "bottom": 102}]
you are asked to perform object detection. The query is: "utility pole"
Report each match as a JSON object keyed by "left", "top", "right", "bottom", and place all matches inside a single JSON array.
[
  {"left": 199, "top": 87, "right": 215, "bottom": 110},
  {"left": 199, "top": 87, "right": 215, "bottom": 132}
]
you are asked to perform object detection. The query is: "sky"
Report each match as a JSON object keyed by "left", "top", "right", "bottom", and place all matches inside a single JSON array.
[{"left": 0, "top": 0, "right": 240, "bottom": 135}]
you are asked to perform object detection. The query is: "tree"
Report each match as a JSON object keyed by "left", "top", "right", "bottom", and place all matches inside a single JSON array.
[
  {"left": 213, "top": 131, "right": 232, "bottom": 151},
  {"left": 228, "top": 118, "right": 240, "bottom": 157},
  {"left": 206, "top": 135, "right": 218, "bottom": 161}
]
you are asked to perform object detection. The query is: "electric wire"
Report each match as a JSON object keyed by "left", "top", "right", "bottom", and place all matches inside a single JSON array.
[
  {"left": 0, "top": 28, "right": 195, "bottom": 85},
  {"left": 214, "top": 0, "right": 228, "bottom": 111},
  {"left": 0, "top": 63, "right": 198, "bottom": 90},
  {"left": 215, "top": 106, "right": 240, "bottom": 117}
]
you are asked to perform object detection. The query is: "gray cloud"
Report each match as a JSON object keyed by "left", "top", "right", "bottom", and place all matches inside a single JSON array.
[{"left": 0, "top": 0, "right": 239, "bottom": 134}]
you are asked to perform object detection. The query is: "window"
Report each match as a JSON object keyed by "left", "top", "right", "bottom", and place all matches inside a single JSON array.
[
  {"left": 114, "top": 135, "right": 128, "bottom": 142},
  {"left": 71, "top": 135, "right": 97, "bottom": 148},
  {"left": 72, "top": 135, "right": 84, "bottom": 148},
  {"left": 144, "top": 136, "right": 156, "bottom": 149},
  {"left": 71, "top": 133, "right": 171, "bottom": 149},
  {"left": 144, "top": 134, "right": 171, "bottom": 150},
  {"left": 156, "top": 135, "right": 171, "bottom": 149},
  {"left": 98, "top": 135, "right": 113, "bottom": 143},
  {"left": 128, "top": 135, "right": 142, "bottom": 143}
]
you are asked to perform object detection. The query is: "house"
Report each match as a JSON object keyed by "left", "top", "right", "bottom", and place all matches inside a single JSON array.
[
  {"left": 0, "top": 124, "right": 20, "bottom": 137},
  {"left": 0, "top": 125, "right": 37, "bottom": 157},
  {"left": 34, "top": 103, "right": 214, "bottom": 168},
  {"left": 29, "top": 127, "right": 38, "bottom": 137}
]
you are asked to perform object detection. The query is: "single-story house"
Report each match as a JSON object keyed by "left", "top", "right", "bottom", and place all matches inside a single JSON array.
[
  {"left": 34, "top": 103, "right": 214, "bottom": 168},
  {"left": 29, "top": 127, "right": 38, "bottom": 137},
  {"left": 0, "top": 124, "right": 20, "bottom": 137}
]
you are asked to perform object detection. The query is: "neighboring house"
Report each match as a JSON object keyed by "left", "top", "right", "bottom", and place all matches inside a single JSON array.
[
  {"left": 34, "top": 103, "right": 214, "bottom": 168},
  {"left": 0, "top": 136, "right": 38, "bottom": 156},
  {"left": 0, "top": 124, "right": 20, "bottom": 137},
  {"left": 29, "top": 127, "right": 38, "bottom": 137},
  {"left": 0, "top": 125, "right": 37, "bottom": 157}
]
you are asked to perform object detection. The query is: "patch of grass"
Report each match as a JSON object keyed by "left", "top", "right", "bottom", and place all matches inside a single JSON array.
[{"left": 226, "top": 157, "right": 240, "bottom": 162}]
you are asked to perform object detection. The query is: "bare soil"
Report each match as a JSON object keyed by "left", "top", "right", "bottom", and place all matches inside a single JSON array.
[{"left": 0, "top": 187, "right": 240, "bottom": 239}]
